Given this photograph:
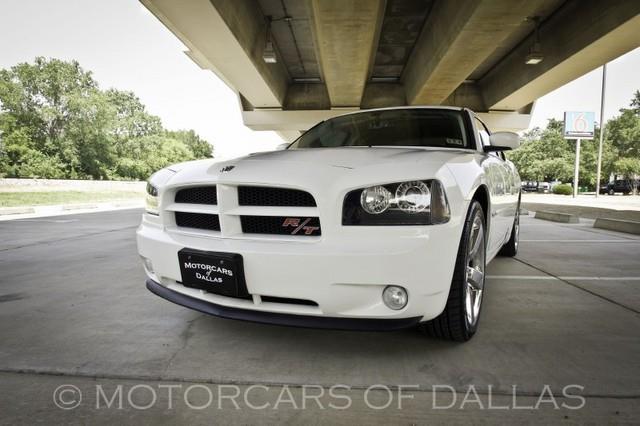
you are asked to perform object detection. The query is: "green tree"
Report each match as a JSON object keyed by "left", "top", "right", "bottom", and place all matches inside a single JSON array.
[
  {"left": 629, "top": 90, "right": 640, "bottom": 115},
  {"left": 508, "top": 119, "right": 575, "bottom": 182},
  {"left": 606, "top": 108, "right": 640, "bottom": 159},
  {"left": 0, "top": 127, "right": 64, "bottom": 178},
  {"left": 0, "top": 57, "right": 214, "bottom": 180},
  {"left": 114, "top": 135, "right": 196, "bottom": 180},
  {"left": 106, "top": 89, "right": 162, "bottom": 140},
  {"left": 165, "top": 129, "right": 213, "bottom": 158},
  {"left": 0, "top": 57, "right": 97, "bottom": 153},
  {"left": 65, "top": 91, "right": 117, "bottom": 179}
]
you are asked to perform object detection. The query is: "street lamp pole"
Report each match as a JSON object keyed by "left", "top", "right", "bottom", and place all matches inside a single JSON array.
[
  {"left": 595, "top": 63, "right": 607, "bottom": 198},
  {"left": 573, "top": 138, "right": 581, "bottom": 198}
]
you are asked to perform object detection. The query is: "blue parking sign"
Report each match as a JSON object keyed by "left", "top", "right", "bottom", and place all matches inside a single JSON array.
[{"left": 563, "top": 111, "right": 595, "bottom": 139}]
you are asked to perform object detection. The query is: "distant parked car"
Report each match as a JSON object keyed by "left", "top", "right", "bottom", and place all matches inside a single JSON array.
[
  {"left": 522, "top": 181, "right": 538, "bottom": 192},
  {"left": 603, "top": 179, "right": 637, "bottom": 195},
  {"left": 537, "top": 182, "right": 551, "bottom": 193},
  {"left": 599, "top": 183, "right": 611, "bottom": 195}
]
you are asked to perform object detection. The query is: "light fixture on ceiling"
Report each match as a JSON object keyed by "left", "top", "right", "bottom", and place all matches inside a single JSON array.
[
  {"left": 263, "top": 16, "right": 277, "bottom": 63},
  {"left": 525, "top": 17, "right": 544, "bottom": 65},
  {"left": 263, "top": 41, "right": 277, "bottom": 64},
  {"left": 292, "top": 77, "right": 322, "bottom": 83},
  {"left": 370, "top": 76, "right": 399, "bottom": 83}
]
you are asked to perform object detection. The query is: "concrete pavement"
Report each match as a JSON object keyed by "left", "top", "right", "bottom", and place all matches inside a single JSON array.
[{"left": 0, "top": 209, "right": 639, "bottom": 424}]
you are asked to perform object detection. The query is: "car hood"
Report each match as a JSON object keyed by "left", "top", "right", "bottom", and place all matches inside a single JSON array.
[
  {"left": 166, "top": 147, "right": 476, "bottom": 191},
  {"left": 239, "top": 147, "right": 466, "bottom": 168}
]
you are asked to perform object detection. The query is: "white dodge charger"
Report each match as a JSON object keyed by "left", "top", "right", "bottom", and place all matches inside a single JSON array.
[{"left": 137, "top": 107, "right": 521, "bottom": 341}]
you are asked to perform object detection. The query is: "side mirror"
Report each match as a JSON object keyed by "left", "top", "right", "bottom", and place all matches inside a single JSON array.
[
  {"left": 486, "top": 132, "right": 520, "bottom": 151},
  {"left": 276, "top": 143, "right": 290, "bottom": 150}
]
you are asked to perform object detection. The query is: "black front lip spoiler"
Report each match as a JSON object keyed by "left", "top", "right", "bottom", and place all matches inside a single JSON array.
[{"left": 146, "top": 279, "right": 421, "bottom": 331}]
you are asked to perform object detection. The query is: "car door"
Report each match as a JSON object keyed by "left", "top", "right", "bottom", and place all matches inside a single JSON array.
[
  {"left": 474, "top": 117, "right": 517, "bottom": 256},
  {"left": 502, "top": 151, "right": 521, "bottom": 215}
]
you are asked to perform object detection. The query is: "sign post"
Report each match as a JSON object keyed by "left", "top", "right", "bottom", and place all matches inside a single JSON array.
[
  {"left": 573, "top": 138, "right": 581, "bottom": 198},
  {"left": 564, "top": 111, "right": 595, "bottom": 198}
]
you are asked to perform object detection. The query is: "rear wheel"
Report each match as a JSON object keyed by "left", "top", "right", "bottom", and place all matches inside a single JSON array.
[
  {"left": 419, "top": 201, "right": 486, "bottom": 341},
  {"left": 609, "top": 189, "right": 615, "bottom": 195}
]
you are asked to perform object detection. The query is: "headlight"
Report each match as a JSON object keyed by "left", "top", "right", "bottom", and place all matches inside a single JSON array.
[
  {"left": 342, "top": 180, "right": 450, "bottom": 225},
  {"left": 145, "top": 182, "right": 159, "bottom": 215},
  {"left": 395, "top": 181, "right": 430, "bottom": 213},
  {"left": 145, "top": 168, "right": 176, "bottom": 215}
]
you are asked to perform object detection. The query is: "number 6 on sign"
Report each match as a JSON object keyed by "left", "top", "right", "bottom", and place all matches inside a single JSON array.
[{"left": 563, "top": 111, "right": 595, "bottom": 139}]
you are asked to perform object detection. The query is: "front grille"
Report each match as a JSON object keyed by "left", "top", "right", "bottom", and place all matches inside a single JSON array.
[
  {"left": 175, "top": 186, "right": 217, "bottom": 205},
  {"left": 240, "top": 216, "right": 321, "bottom": 236},
  {"left": 238, "top": 186, "right": 316, "bottom": 207},
  {"left": 170, "top": 184, "right": 321, "bottom": 237},
  {"left": 175, "top": 212, "right": 220, "bottom": 231}
]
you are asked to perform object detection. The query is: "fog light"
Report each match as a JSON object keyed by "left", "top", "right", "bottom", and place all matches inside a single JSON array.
[
  {"left": 142, "top": 257, "right": 154, "bottom": 274},
  {"left": 382, "top": 285, "right": 408, "bottom": 310}
]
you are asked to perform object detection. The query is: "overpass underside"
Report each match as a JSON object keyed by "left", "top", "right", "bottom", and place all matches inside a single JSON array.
[{"left": 142, "top": 0, "right": 640, "bottom": 140}]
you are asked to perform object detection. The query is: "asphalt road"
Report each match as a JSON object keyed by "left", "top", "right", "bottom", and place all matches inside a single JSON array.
[{"left": 0, "top": 209, "right": 639, "bottom": 424}]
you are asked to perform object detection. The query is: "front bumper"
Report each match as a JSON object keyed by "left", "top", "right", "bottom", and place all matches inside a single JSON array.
[
  {"left": 137, "top": 212, "right": 463, "bottom": 322},
  {"left": 147, "top": 279, "right": 422, "bottom": 331}
]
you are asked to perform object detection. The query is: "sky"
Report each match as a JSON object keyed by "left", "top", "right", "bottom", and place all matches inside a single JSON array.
[{"left": 0, "top": 0, "right": 638, "bottom": 159}]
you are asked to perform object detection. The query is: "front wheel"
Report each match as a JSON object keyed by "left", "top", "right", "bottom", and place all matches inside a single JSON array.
[
  {"left": 419, "top": 201, "right": 486, "bottom": 341},
  {"left": 499, "top": 199, "right": 520, "bottom": 257}
]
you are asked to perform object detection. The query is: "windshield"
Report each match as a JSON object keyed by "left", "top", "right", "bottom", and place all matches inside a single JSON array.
[{"left": 289, "top": 109, "right": 471, "bottom": 149}]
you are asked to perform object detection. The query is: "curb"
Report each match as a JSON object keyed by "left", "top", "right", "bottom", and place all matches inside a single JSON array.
[
  {"left": 61, "top": 203, "right": 99, "bottom": 211},
  {"left": 0, "top": 206, "right": 36, "bottom": 216},
  {"left": 594, "top": 218, "right": 640, "bottom": 235},
  {"left": 534, "top": 210, "right": 579, "bottom": 223},
  {"left": 522, "top": 202, "right": 640, "bottom": 222},
  {"left": 0, "top": 200, "right": 143, "bottom": 221}
]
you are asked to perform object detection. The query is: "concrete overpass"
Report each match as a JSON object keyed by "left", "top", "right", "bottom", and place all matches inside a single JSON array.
[{"left": 141, "top": 0, "right": 640, "bottom": 140}]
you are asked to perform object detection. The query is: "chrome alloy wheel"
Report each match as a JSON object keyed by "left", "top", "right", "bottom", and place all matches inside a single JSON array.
[{"left": 465, "top": 211, "right": 486, "bottom": 328}]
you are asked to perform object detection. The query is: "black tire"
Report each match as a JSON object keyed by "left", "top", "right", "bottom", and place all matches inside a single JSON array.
[
  {"left": 609, "top": 189, "right": 615, "bottom": 195},
  {"left": 499, "top": 196, "right": 520, "bottom": 257},
  {"left": 419, "top": 201, "right": 486, "bottom": 342}
]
